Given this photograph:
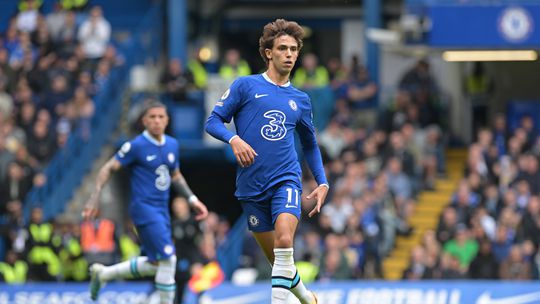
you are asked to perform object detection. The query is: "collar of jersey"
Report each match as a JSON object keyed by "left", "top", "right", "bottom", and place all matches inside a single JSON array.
[
  {"left": 143, "top": 130, "right": 166, "bottom": 146},
  {"left": 262, "top": 72, "right": 290, "bottom": 87}
]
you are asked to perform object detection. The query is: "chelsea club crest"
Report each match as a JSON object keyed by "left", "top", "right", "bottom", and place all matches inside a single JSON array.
[
  {"left": 288, "top": 99, "right": 297, "bottom": 111},
  {"left": 498, "top": 6, "right": 533, "bottom": 42}
]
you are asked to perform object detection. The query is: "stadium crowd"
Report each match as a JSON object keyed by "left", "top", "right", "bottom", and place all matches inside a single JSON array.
[{"left": 1, "top": 1, "right": 538, "bottom": 296}]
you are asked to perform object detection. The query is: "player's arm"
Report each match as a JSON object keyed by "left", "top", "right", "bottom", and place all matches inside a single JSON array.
[
  {"left": 82, "top": 156, "right": 122, "bottom": 220},
  {"left": 296, "top": 105, "right": 329, "bottom": 217},
  {"left": 204, "top": 79, "right": 257, "bottom": 167},
  {"left": 171, "top": 169, "right": 208, "bottom": 220}
]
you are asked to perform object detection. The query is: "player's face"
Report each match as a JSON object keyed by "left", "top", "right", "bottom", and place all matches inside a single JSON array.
[
  {"left": 143, "top": 107, "right": 168, "bottom": 137},
  {"left": 266, "top": 35, "right": 299, "bottom": 75}
]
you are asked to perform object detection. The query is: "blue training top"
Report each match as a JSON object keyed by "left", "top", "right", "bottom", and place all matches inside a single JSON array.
[
  {"left": 205, "top": 73, "right": 328, "bottom": 200},
  {"left": 115, "top": 130, "right": 180, "bottom": 225}
]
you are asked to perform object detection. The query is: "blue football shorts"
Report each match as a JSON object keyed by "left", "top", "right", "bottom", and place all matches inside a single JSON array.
[
  {"left": 241, "top": 181, "right": 302, "bottom": 232},
  {"left": 136, "top": 220, "right": 176, "bottom": 262}
]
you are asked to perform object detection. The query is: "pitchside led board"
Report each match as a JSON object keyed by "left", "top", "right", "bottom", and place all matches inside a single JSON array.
[{"left": 428, "top": 4, "right": 540, "bottom": 48}]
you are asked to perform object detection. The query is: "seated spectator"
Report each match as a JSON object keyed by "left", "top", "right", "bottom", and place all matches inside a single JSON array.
[
  {"left": 499, "top": 245, "right": 532, "bottom": 280},
  {"left": 468, "top": 238, "right": 499, "bottom": 279},
  {"left": 442, "top": 224, "right": 478, "bottom": 271}
]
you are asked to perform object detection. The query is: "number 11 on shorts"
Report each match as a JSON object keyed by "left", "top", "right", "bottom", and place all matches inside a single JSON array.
[{"left": 286, "top": 187, "right": 299, "bottom": 208}]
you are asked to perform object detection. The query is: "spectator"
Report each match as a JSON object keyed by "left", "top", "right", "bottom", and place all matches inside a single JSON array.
[
  {"left": 499, "top": 245, "right": 532, "bottom": 280},
  {"left": 27, "top": 119, "right": 56, "bottom": 164},
  {"left": 25, "top": 207, "right": 61, "bottom": 281},
  {"left": 218, "top": 48, "right": 251, "bottom": 81},
  {"left": 78, "top": 6, "right": 111, "bottom": 64},
  {"left": 468, "top": 238, "right": 499, "bottom": 279},
  {"left": 346, "top": 66, "right": 378, "bottom": 129},
  {"left": 16, "top": 0, "right": 40, "bottom": 33},
  {"left": 292, "top": 53, "right": 329, "bottom": 89},
  {"left": 160, "top": 58, "right": 194, "bottom": 102},
  {"left": 442, "top": 224, "right": 478, "bottom": 270}
]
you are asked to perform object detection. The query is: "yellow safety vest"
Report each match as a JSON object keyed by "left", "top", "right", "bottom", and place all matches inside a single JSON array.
[
  {"left": 0, "top": 261, "right": 28, "bottom": 284},
  {"left": 120, "top": 235, "right": 140, "bottom": 261},
  {"left": 295, "top": 261, "right": 319, "bottom": 284},
  {"left": 292, "top": 67, "right": 329, "bottom": 88},
  {"left": 219, "top": 61, "right": 251, "bottom": 80},
  {"left": 187, "top": 60, "right": 208, "bottom": 89}
]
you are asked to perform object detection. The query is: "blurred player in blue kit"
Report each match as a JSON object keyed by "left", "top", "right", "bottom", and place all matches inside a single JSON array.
[
  {"left": 205, "top": 19, "right": 328, "bottom": 304},
  {"left": 83, "top": 101, "right": 208, "bottom": 303}
]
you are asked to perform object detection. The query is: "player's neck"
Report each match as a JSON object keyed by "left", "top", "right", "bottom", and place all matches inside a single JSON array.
[
  {"left": 265, "top": 68, "right": 290, "bottom": 86},
  {"left": 146, "top": 131, "right": 163, "bottom": 143}
]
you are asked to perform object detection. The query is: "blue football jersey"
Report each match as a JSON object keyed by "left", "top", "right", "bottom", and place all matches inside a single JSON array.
[
  {"left": 115, "top": 131, "right": 180, "bottom": 225},
  {"left": 209, "top": 73, "right": 319, "bottom": 199}
]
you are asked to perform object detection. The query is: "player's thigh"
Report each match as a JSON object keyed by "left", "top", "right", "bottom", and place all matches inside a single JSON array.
[
  {"left": 241, "top": 200, "right": 274, "bottom": 233},
  {"left": 271, "top": 182, "right": 302, "bottom": 224},
  {"left": 271, "top": 182, "right": 301, "bottom": 247},
  {"left": 136, "top": 221, "right": 175, "bottom": 262}
]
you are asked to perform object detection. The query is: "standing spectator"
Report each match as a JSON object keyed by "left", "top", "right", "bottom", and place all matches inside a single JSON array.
[
  {"left": 292, "top": 53, "right": 329, "bottom": 90},
  {"left": 78, "top": 6, "right": 111, "bottom": 66},
  {"left": 171, "top": 197, "right": 202, "bottom": 304},
  {"left": 160, "top": 58, "right": 194, "bottom": 102},
  {"left": 56, "top": 11, "right": 78, "bottom": 59},
  {"left": 0, "top": 250, "right": 28, "bottom": 283},
  {"left": 16, "top": 0, "right": 40, "bottom": 33},
  {"left": 218, "top": 49, "right": 251, "bottom": 81},
  {"left": 346, "top": 66, "right": 378, "bottom": 129},
  {"left": 24, "top": 207, "right": 61, "bottom": 281}
]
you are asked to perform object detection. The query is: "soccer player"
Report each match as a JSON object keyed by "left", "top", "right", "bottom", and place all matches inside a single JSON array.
[
  {"left": 205, "top": 19, "right": 328, "bottom": 304},
  {"left": 83, "top": 101, "right": 208, "bottom": 303}
]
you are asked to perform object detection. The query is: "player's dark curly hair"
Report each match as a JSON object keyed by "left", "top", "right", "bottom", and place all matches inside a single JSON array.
[{"left": 259, "top": 19, "right": 304, "bottom": 66}]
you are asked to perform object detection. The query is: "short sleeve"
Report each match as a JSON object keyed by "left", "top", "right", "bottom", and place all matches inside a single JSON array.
[{"left": 115, "top": 141, "right": 136, "bottom": 166}]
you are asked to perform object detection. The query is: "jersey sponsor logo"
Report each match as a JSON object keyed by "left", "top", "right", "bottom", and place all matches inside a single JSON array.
[
  {"left": 288, "top": 99, "right": 297, "bottom": 111},
  {"left": 254, "top": 93, "right": 269, "bottom": 99},
  {"left": 118, "top": 142, "right": 131, "bottom": 158},
  {"left": 168, "top": 153, "right": 175, "bottom": 164},
  {"left": 248, "top": 215, "right": 259, "bottom": 227},
  {"left": 146, "top": 155, "right": 157, "bottom": 161},
  {"left": 155, "top": 165, "right": 171, "bottom": 191},
  {"left": 260, "top": 110, "right": 287, "bottom": 141},
  {"left": 221, "top": 88, "right": 230, "bottom": 100}
]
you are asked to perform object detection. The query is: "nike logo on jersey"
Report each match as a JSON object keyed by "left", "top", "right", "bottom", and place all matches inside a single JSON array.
[
  {"left": 255, "top": 93, "right": 268, "bottom": 99},
  {"left": 146, "top": 155, "right": 157, "bottom": 161}
]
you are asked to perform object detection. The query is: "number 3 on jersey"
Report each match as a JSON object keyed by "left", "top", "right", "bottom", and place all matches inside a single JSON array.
[
  {"left": 286, "top": 187, "right": 299, "bottom": 208},
  {"left": 261, "top": 110, "right": 287, "bottom": 141},
  {"left": 155, "top": 164, "right": 171, "bottom": 191}
]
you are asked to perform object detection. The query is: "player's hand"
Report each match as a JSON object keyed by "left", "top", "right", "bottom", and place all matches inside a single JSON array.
[
  {"left": 306, "top": 185, "right": 329, "bottom": 218},
  {"left": 191, "top": 200, "right": 209, "bottom": 221},
  {"left": 230, "top": 136, "right": 258, "bottom": 168},
  {"left": 82, "top": 194, "right": 100, "bottom": 220}
]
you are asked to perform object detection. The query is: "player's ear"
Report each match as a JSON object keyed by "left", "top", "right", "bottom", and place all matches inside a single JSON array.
[{"left": 265, "top": 48, "right": 272, "bottom": 60}]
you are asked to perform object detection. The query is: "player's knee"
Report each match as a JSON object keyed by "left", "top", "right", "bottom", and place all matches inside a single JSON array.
[{"left": 274, "top": 235, "right": 294, "bottom": 248}]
